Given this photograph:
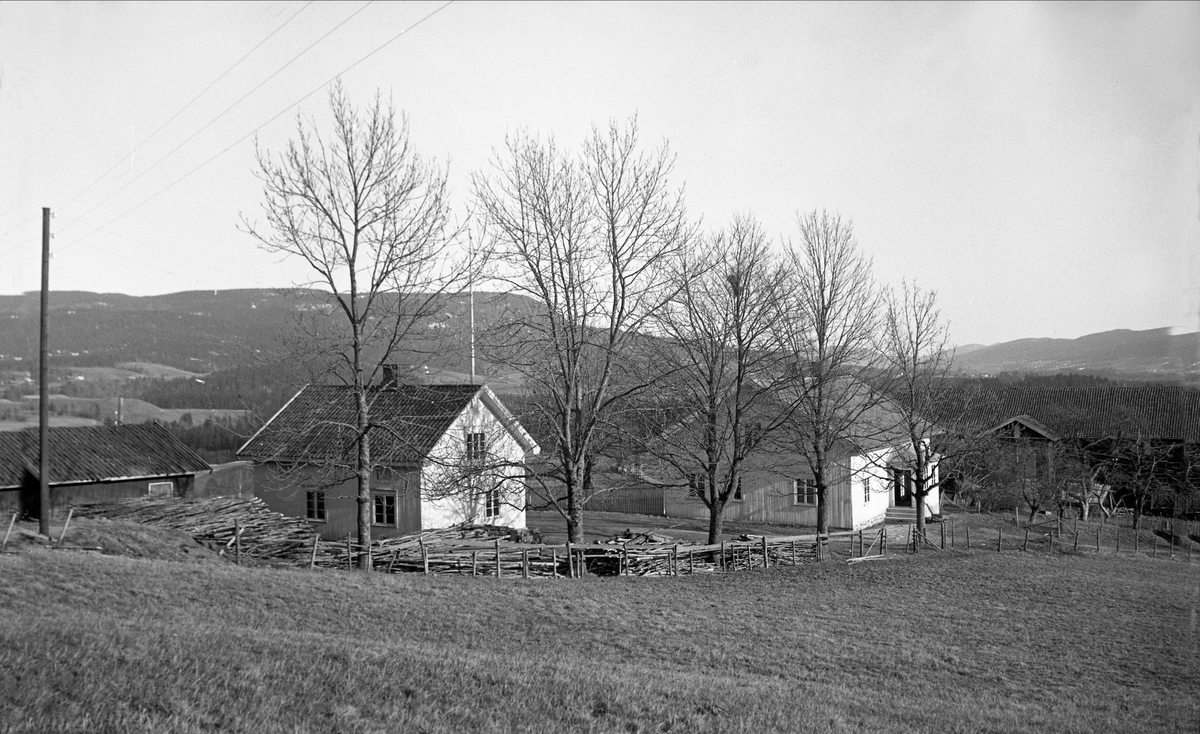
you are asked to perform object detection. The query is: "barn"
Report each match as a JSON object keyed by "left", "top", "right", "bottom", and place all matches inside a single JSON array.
[{"left": 0, "top": 423, "right": 212, "bottom": 519}]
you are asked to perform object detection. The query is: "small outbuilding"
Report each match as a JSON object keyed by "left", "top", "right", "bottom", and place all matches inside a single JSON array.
[{"left": 0, "top": 423, "right": 212, "bottom": 519}]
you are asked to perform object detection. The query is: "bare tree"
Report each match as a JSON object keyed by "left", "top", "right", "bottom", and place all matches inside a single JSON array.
[
  {"left": 473, "top": 119, "right": 692, "bottom": 543},
  {"left": 776, "top": 210, "right": 881, "bottom": 535},
  {"left": 878, "top": 281, "right": 955, "bottom": 546},
  {"left": 243, "top": 82, "right": 458, "bottom": 568},
  {"left": 648, "top": 216, "right": 792, "bottom": 543}
]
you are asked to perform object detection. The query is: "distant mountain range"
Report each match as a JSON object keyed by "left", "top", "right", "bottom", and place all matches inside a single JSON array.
[
  {"left": 953, "top": 327, "right": 1200, "bottom": 380},
  {"left": 1, "top": 290, "right": 1196, "bottom": 384},
  {"left": 0, "top": 288, "right": 535, "bottom": 376}
]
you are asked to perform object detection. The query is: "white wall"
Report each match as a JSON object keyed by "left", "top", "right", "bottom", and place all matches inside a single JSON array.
[{"left": 422, "top": 392, "right": 529, "bottom": 530}]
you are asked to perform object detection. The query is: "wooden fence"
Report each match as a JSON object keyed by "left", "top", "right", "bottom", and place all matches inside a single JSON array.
[{"left": 39, "top": 497, "right": 1199, "bottom": 580}]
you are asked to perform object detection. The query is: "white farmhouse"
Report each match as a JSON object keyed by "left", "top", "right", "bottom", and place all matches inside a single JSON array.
[{"left": 238, "top": 379, "right": 539, "bottom": 539}]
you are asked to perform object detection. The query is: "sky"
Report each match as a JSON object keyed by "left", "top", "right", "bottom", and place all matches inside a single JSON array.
[{"left": 1, "top": 1, "right": 1197, "bottom": 347}]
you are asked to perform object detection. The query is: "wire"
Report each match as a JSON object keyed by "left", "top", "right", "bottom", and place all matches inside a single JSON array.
[
  {"left": 0, "top": 2, "right": 314, "bottom": 239},
  {"left": 66, "top": 2, "right": 315, "bottom": 211},
  {"left": 67, "top": 1, "right": 456, "bottom": 244},
  {"left": 60, "top": 1, "right": 376, "bottom": 236}
]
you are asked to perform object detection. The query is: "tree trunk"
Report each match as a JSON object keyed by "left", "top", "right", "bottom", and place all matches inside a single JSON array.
[
  {"left": 565, "top": 462, "right": 585, "bottom": 544},
  {"left": 356, "top": 392, "right": 373, "bottom": 571},
  {"left": 707, "top": 498, "right": 726, "bottom": 545},
  {"left": 913, "top": 490, "right": 926, "bottom": 554}
]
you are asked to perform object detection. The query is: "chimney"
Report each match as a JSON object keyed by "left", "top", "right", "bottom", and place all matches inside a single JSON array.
[{"left": 381, "top": 364, "right": 399, "bottom": 388}]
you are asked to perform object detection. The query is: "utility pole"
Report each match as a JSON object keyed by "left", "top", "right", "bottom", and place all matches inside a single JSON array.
[
  {"left": 468, "top": 235, "right": 476, "bottom": 384},
  {"left": 38, "top": 208, "right": 51, "bottom": 537}
]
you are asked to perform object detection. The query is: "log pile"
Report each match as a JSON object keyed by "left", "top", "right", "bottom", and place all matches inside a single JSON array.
[
  {"left": 72, "top": 496, "right": 338, "bottom": 567},
  {"left": 71, "top": 497, "right": 822, "bottom": 578}
]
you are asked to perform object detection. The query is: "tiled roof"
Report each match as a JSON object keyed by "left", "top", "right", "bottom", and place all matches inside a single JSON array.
[
  {"left": 932, "top": 387, "right": 1200, "bottom": 442},
  {"left": 237, "top": 383, "right": 483, "bottom": 465},
  {"left": 0, "top": 423, "right": 211, "bottom": 489}
]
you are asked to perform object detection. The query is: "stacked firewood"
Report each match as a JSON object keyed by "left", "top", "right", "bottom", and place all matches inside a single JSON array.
[{"left": 72, "top": 496, "right": 338, "bottom": 566}]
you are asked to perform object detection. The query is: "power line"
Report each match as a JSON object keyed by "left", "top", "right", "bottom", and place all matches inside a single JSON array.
[
  {"left": 60, "top": 1, "right": 376, "bottom": 236},
  {"left": 0, "top": 3, "right": 314, "bottom": 239},
  {"left": 66, "top": 1, "right": 456, "bottom": 244},
  {"left": 66, "top": 2, "right": 316, "bottom": 211}
]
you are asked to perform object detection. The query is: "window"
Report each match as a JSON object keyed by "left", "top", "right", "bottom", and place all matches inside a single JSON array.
[
  {"left": 733, "top": 477, "right": 743, "bottom": 501},
  {"left": 863, "top": 478, "right": 871, "bottom": 503},
  {"left": 794, "top": 478, "right": 817, "bottom": 505},
  {"left": 466, "top": 431, "right": 487, "bottom": 461},
  {"left": 484, "top": 487, "right": 502, "bottom": 519},
  {"left": 373, "top": 493, "right": 396, "bottom": 526},
  {"left": 306, "top": 491, "right": 326, "bottom": 521},
  {"left": 686, "top": 473, "right": 708, "bottom": 498},
  {"left": 147, "top": 481, "right": 174, "bottom": 497}
]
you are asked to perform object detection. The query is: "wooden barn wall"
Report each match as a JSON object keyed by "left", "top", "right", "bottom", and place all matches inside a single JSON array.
[
  {"left": 584, "top": 487, "right": 666, "bottom": 516},
  {"left": 663, "top": 462, "right": 854, "bottom": 530},
  {"left": 0, "top": 475, "right": 195, "bottom": 520}
]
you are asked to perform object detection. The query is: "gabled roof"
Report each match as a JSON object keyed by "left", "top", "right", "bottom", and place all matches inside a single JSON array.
[
  {"left": 933, "top": 387, "right": 1200, "bottom": 442},
  {"left": 981, "top": 414, "right": 1062, "bottom": 442},
  {"left": 237, "top": 383, "right": 537, "bottom": 465},
  {"left": 0, "top": 423, "right": 211, "bottom": 490}
]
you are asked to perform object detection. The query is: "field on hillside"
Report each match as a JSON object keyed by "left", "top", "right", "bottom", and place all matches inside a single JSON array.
[{"left": 1, "top": 546, "right": 1197, "bottom": 733}]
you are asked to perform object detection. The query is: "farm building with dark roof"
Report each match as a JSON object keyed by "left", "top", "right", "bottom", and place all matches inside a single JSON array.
[{"left": 0, "top": 423, "right": 211, "bottom": 519}]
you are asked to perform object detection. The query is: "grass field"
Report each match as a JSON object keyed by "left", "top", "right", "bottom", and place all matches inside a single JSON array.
[{"left": 2, "top": 542, "right": 1197, "bottom": 733}]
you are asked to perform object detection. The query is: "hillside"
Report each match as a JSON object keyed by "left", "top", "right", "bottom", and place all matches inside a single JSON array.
[
  {"left": 954, "top": 327, "right": 1200, "bottom": 380},
  {"left": 0, "top": 288, "right": 537, "bottom": 375},
  {"left": 1, "top": 547, "right": 1193, "bottom": 733}
]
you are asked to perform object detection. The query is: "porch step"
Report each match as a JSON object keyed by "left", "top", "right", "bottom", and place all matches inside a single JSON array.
[{"left": 885, "top": 507, "right": 918, "bottom": 524}]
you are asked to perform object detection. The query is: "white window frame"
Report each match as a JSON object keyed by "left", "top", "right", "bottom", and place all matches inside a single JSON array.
[
  {"left": 373, "top": 491, "right": 397, "bottom": 527},
  {"left": 863, "top": 477, "right": 871, "bottom": 503},
  {"left": 148, "top": 481, "right": 174, "bottom": 497},
  {"left": 793, "top": 478, "right": 817, "bottom": 506},
  {"left": 483, "top": 487, "right": 502, "bottom": 519},
  {"left": 306, "top": 491, "right": 326, "bottom": 522},
  {"left": 466, "top": 431, "right": 487, "bottom": 462}
]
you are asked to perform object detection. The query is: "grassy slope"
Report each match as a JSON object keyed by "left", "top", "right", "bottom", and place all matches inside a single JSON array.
[{"left": 1, "top": 549, "right": 1197, "bottom": 733}]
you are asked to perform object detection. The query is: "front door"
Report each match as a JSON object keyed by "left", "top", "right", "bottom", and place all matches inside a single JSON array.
[{"left": 892, "top": 469, "right": 912, "bottom": 507}]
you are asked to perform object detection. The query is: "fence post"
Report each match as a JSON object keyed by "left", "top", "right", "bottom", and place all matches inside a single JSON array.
[
  {"left": 720, "top": 541, "right": 726, "bottom": 572},
  {"left": 1, "top": 512, "right": 16, "bottom": 551},
  {"left": 58, "top": 507, "right": 74, "bottom": 545},
  {"left": 881, "top": 528, "right": 886, "bottom": 556},
  {"left": 940, "top": 522, "right": 945, "bottom": 550},
  {"left": 997, "top": 526, "right": 1002, "bottom": 553},
  {"left": 419, "top": 537, "right": 428, "bottom": 575},
  {"left": 1152, "top": 535, "right": 1158, "bottom": 558},
  {"left": 566, "top": 541, "right": 573, "bottom": 579},
  {"left": 309, "top": 533, "right": 319, "bottom": 570},
  {"left": 522, "top": 549, "right": 529, "bottom": 579},
  {"left": 1023, "top": 529, "right": 1028, "bottom": 552},
  {"left": 551, "top": 548, "right": 558, "bottom": 579},
  {"left": 762, "top": 536, "right": 769, "bottom": 568},
  {"left": 495, "top": 538, "right": 502, "bottom": 579},
  {"left": 346, "top": 533, "right": 352, "bottom": 571},
  {"left": 965, "top": 523, "right": 970, "bottom": 550},
  {"left": 622, "top": 542, "right": 628, "bottom": 576},
  {"left": 472, "top": 550, "right": 479, "bottom": 577}
]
